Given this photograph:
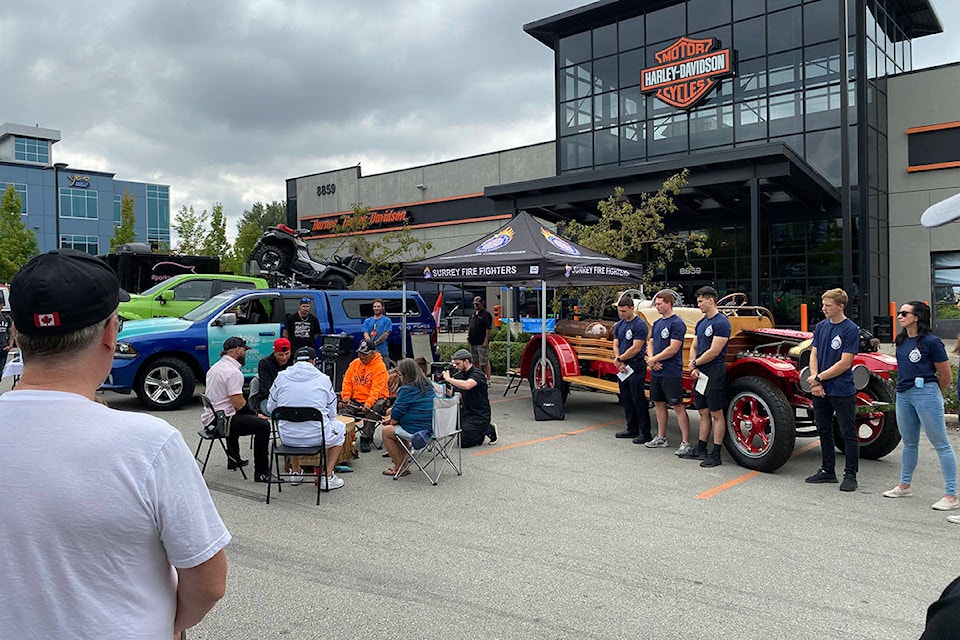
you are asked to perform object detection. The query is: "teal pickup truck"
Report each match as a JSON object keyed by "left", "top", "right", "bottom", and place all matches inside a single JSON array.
[{"left": 118, "top": 273, "right": 269, "bottom": 321}]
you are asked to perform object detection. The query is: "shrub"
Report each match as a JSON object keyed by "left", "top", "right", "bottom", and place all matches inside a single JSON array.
[{"left": 436, "top": 341, "right": 525, "bottom": 376}]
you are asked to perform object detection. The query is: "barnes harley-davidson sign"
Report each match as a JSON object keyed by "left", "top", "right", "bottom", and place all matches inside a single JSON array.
[{"left": 641, "top": 37, "right": 735, "bottom": 109}]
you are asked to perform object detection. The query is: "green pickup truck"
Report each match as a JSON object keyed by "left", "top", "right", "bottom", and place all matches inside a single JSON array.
[{"left": 118, "top": 273, "right": 269, "bottom": 321}]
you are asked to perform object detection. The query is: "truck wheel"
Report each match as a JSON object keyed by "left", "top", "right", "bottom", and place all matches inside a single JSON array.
[
  {"left": 251, "top": 243, "right": 292, "bottom": 272},
  {"left": 135, "top": 357, "right": 196, "bottom": 410},
  {"left": 833, "top": 376, "right": 900, "bottom": 460},
  {"left": 527, "top": 348, "right": 569, "bottom": 403},
  {"left": 724, "top": 376, "right": 796, "bottom": 472}
]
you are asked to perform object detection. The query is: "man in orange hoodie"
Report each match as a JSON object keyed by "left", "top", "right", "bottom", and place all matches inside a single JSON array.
[{"left": 340, "top": 339, "right": 390, "bottom": 452}]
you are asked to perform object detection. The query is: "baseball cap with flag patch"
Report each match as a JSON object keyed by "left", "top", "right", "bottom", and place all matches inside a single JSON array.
[{"left": 10, "top": 249, "right": 130, "bottom": 336}]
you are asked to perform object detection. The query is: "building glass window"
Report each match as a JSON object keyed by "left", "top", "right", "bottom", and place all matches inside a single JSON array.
[
  {"left": 560, "top": 31, "right": 591, "bottom": 67},
  {"left": 60, "top": 235, "right": 99, "bottom": 255},
  {"left": 621, "top": 123, "right": 645, "bottom": 160},
  {"left": 561, "top": 98, "right": 593, "bottom": 135},
  {"left": 619, "top": 86, "right": 645, "bottom": 124},
  {"left": 734, "top": 16, "right": 766, "bottom": 61},
  {"left": 593, "top": 55, "right": 618, "bottom": 94},
  {"left": 561, "top": 62, "right": 593, "bottom": 100},
  {"left": 803, "top": 0, "right": 841, "bottom": 46},
  {"left": 618, "top": 48, "right": 645, "bottom": 88},
  {"left": 594, "top": 126, "right": 620, "bottom": 166},
  {"left": 618, "top": 14, "right": 644, "bottom": 51},
  {"left": 736, "top": 100, "right": 768, "bottom": 141},
  {"left": 805, "top": 128, "right": 842, "bottom": 186},
  {"left": 767, "top": 7, "right": 802, "bottom": 54},
  {"left": 733, "top": 0, "right": 765, "bottom": 21},
  {"left": 932, "top": 253, "right": 960, "bottom": 324},
  {"left": 146, "top": 184, "right": 170, "bottom": 246},
  {"left": 593, "top": 23, "right": 617, "bottom": 59},
  {"left": 805, "top": 84, "right": 842, "bottom": 131},
  {"left": 648, "top": 113, "right": 688, "bottom": 157},
  {"left": 645, "top": 3, "right": 685, "bottom": 46},
  {"left": 113, "top": 194, "right": 122, "bottom": 224},
  {"left": 60, "top": 188, "right": 98, "bottom": 219},
  {"left": 768, "top": 49, "right": 804, "bottom": 94},
  {"left": 804, "top": 42, "right": 841, "bottom": 87},
  {"left": 14, "top": 136, "right": 49, "bottom": 164},
  {"left": 594, "top": 92, "right": 619, "bottom": 128},
  {"left": 687, "top": 0, "right": 730, "bottom": 33},
  {"left": 690, "top": 103, "right": 734, "bottom": 150},
  {"left": 769, "top": 92, "right": 804, "bottom": 137},
  {"left": 4, "top": 183, "right": 27, "bottom": 214}
]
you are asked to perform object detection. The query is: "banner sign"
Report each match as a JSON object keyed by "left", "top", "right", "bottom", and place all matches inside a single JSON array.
[{"left": 641, "top": 37, "right": 735, "bottom": 109}]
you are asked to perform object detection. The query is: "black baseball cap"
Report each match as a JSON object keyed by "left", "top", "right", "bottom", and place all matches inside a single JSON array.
[
  {"left": 222, "top": 336, "right": 250, "bottom": 353},
  {"left": 357, "top": 338, "right": 377, "bottom": 354},
  {"left": 295, "top": 346, "right": 317, "bottom": 362},
  {"left": 10, "top": 249, "right": 130, "bottom": 336}
]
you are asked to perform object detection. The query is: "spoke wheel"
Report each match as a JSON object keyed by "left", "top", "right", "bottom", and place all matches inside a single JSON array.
[
  {"left": 135, "top": 357, "right": 196, "bottom": 410},
  {"left": 724, "top": 376, "right": 795, "bottom": 472},
  {"left": 527, "top": 348, "right": 569, "bottom": 403}
]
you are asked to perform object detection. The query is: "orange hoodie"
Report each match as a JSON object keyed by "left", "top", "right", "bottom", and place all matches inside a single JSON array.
[{"left": 341, "top": 353, "right": 390, "bottom": 408}]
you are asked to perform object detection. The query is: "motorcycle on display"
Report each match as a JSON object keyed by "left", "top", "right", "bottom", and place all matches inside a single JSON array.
[{"left": 246, "top": 224, "right": 371, "bottom": 289}]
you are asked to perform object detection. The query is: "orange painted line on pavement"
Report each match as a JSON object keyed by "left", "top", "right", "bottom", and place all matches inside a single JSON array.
[
  {"left": 472, "top": 420, "right": 619, "bottom": 456},
  {"left": 491, "top": 395, "right": 527, "bottom": 405},
  {"left": 696, "top": 439, "right": 822, "bottom": 500}
]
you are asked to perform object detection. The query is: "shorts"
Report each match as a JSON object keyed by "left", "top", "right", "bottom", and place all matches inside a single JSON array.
[
  {"left": 394, "top": 425, "right": 417, "bottom": 439},
  {"left": 650, "top": 375, "right": 683, "bottom": 406},
  {"left": 693, "top": 363, "right": 727, "bottom": 412},
  {"left": 469, "top": 344, "right": 490, "bottom": 366}
]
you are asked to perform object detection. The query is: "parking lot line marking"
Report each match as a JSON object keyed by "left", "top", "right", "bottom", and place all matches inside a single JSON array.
[
  {"left": 696, "top": 440, "right": 822, "bottom": 500},
  {"left": 471, "top": 420, "right": 620, "bottom": 456}
]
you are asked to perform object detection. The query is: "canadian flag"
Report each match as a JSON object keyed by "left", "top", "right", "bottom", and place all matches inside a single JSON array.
[
  {"left": 34, "top": 312, "right": 61, "bottom": 328},
  {"left": 431, "top": 291, "right": 443, "bottom": 327}
]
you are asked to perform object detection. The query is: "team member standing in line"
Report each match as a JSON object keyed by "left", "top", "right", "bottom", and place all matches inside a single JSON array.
[
  {"left": 805, "top": 288, "right": 861, "bottom": 492},
  {"left": 682, "top": 286, "right": 731, "bottom": 467},
  {"left": 612, "top": 294, "right": 652, "bottom": 444},
  {"left": 644, "top": 290, "right": 692, "bottom": 455}
]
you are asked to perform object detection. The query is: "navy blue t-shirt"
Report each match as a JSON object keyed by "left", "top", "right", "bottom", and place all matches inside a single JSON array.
[
  {"left": 694, "top": 313, "right": 731, "bottom": 370},
  {"left": 651, "top": 314, "right": 686, "bottom": 378},
  {"left": 614, "top": 314, "right": 648, "bottom": 366},
  {"left": 896, "top": 333, "right": 948, "bottom": 392},
  {"left": 811, "top": 317, "right": 860, "bottom": 396}
]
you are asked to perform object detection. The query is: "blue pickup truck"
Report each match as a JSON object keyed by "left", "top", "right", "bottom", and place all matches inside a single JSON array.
[{"left": 104, "top": 288, "right": 436, "bottom": 410}]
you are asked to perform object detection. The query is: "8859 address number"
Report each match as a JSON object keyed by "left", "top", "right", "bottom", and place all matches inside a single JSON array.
[{"left": 317, "top": 183, "right": 336, "bottom": 196}]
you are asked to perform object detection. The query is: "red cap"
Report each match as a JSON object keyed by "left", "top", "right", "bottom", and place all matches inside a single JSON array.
[{"left": 273, "top": 338, "right": 291, "bottom": 352}]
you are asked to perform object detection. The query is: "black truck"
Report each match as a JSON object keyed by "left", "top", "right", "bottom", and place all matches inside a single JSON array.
[{"left": 99, "top": 244, "right": 221, "bottom": 294}]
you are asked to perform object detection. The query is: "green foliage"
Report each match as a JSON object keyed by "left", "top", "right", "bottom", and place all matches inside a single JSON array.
[
  {"left": 202, "top": 203, "right": 230, "bottom": 259},
  {"left": 937, "top": 304, "right": 960, "bottom": 320},
  {"left": 557, "top": 170, "right": 709, "bottom": 317},
  {"left": 240, "top": 201, "right": 286, "bottom": 231},
  {"left": 437, "top": 341, "right": 525, "bottom": 376},
  {"left": 0, "top": 184, "right": 39, "bottom": 281},
  {"left": 328, "top": 204, "right": 433, "bottom": 289},
  {"left": 109, "top": 189, "right": 136, "bottom": 251},
  {"left": 172, "top": 205, "right": 208, "bottom": 255},
  {"left": 223, "top": 219, "right": 264, "bottom": 275}
]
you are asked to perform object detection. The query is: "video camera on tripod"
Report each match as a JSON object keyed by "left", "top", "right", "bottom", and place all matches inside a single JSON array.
[{"left": 430, "top": 361, "right": 455, "bottom": 383}]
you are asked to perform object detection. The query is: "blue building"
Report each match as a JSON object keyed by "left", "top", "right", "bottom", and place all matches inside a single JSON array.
[{"left": 0, "top": 122, "right": 171, "bottom": 255}]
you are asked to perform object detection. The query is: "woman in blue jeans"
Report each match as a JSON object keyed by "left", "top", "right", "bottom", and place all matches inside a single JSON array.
[{"left": 884, "top": 301, "right": 958, "bottom": 511}]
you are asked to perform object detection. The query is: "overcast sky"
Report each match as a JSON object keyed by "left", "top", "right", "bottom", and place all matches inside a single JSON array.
[{"left": 2, "top": 0, "right": 957, "bottom": 240}]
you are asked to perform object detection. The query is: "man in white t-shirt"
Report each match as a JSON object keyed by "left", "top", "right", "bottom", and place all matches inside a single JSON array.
[
  {"left": 0, "top": 249, "right": 230, "bottom": 640},
  {"left": 266, "top": 346, "right": 346, "bottom": 490}
]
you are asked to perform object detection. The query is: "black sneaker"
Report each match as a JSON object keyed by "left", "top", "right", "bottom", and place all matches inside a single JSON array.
[
  {"left": 679, "top": 445, "right": 707, "bottom": 460},
  {"left": 488, "top": 423, "right": 499, "bottom": 444},
  {"left": 805, "top": 468, "right": 839, "bottom": 484},
  {"left": 359, "top": 438, "right": 372, "bottom": 453},
  {"left": 615, "top": 429, "right": 639, "bottom": 439},
  {"left": 227, "top": 457, "right": 249, "bottom": 470},
  {"left": 255, "top": 473, "right": 283, "bottom": 484},
  {"left": 840, "top": 476, "right": 858, "bottom": 492},
  {"left": 632, "top": 434, "right": 652, "bottom": 445},
  {"left": 700, "top": 451, "right": 722, "bottom": 468}
]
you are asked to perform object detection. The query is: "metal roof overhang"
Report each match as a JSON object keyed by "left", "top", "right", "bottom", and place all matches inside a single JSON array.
[
  {"left": 484, "top": 143, "right": 841, "bottom": 228},
  {"left": 524, "top": 0, "right": 942, "bottom": 47}
]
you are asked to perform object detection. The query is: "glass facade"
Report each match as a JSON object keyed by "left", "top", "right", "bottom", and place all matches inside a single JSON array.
[
  {"left": 4, "top": 182, "right": 27, "bottom": 214},
  {"left": 114, "top": 193, "right": 122, "bottom": 225},
  {"left": 146, "top": 184, "right": 170, "bottom": 246},
  {"left": 14, "top": 136, "right": 49, "bottom": 164},
  {"left": 60, "top": 234, "right": 99, "bottom": 255},
  {"left": 548, "top": 0, "right": 916, "bottom": 325}
]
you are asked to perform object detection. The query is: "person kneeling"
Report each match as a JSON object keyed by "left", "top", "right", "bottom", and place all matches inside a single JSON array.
[
  {"left": 266, "top": 347, "right": 346, "bottom": 491},
  {"left": 382, "top": 358, "right": 436, "bottom": 477},
  {"left": 442, "top": 349, "right": 497, "bottom": 447}
]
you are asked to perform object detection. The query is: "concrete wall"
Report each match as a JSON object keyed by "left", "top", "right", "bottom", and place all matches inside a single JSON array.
[{"left": 886, "top": 63, "right": 960, "bottom": 311}]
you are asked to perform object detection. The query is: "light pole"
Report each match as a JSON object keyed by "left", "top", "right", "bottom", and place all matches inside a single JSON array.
[{"left": 50, "top": 162, "right": 68, "bottom": 250}]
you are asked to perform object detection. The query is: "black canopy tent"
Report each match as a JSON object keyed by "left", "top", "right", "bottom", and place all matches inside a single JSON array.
[{"left": 398, "top": 211, "right": 643, "bottom": 380}]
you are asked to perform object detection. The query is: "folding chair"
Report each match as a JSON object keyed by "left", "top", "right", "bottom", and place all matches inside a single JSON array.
[
  {"left": 503, "top": 367, "right": 524, "bottom": 397},
  {"left": 195, "top": 394, "right": 246, "bottom": 480},
  {"left": 396, "top": 393, "right": 462, "bottom": 485},
  {"left": 266, "top": 406, "right": 326, "bottom": 505}
]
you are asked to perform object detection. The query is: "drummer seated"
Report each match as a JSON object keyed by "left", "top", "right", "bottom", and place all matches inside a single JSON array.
[
  {"left": 382, "top": 359, "right": 436, "bottom": 477},
  {"left": 266, "top": 347, "right": 346, "bottom": 491}
]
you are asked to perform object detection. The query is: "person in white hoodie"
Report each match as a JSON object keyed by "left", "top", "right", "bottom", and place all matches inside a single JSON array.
[{"left": 266, "top": 346, "right": 346, "bottom": 490}]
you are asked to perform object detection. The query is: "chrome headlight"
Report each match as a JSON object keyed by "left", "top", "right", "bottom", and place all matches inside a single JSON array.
[{"left": 115, "top": 342, "right": 139, "bottom": 358}]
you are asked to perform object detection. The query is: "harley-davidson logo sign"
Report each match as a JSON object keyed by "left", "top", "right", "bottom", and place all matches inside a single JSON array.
[{"left": 641, "top": 37, "right": 735, "bottom": 109}]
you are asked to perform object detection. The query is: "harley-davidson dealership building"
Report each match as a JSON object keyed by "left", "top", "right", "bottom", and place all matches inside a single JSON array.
[{"left": 287, "top": 0, "right": 960, "bottom": 333}]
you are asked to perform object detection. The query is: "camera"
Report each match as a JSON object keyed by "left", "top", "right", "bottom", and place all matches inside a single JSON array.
[{"left": 430, "top": 361, "right": 455, "bottom": 382}]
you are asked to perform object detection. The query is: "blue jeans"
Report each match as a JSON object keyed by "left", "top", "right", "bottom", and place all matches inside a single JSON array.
[{"left": 896, "top": 385, "right": 958, "bottom": 496}]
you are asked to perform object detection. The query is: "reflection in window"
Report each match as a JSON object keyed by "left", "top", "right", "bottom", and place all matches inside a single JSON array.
[
  {"left": 649, "top": 113, "right": 688, "bottom": 157},
  {"left": 595, "top": 127, "right": 620, "bottom": 166},
  {"left": 768, "top": 50, "right": 804, "bottom": 93},
  {"left": 619, "top": 15, "right": 644, "bottom": 51},
  {"left": 805, "top": 128, "right": 842, "bottom": 186},
  {"left": 560, "top": 31, "right": 591, "bottom": 67},
  {"left": 14, "top": 137, "right": 49, "bottom": 164},
  {"left": 4, "top": 183, "right": 27, "bottom": 214},
  {"left": 645, "top": 3, "right": 685, "bottom": 46},
  {"left": 60, "top": 188, "right": 99, "bottom": 219},
  {"left": 561, "top": 133, "right": 593, "bottom": 172},
  {"left": 619, "top": 87, "right": 644, "bottom": 124},
  {"left": 690, "top": 104, "right": 734, "bottom": 149},
  {"left": 767, "top": 7, "right": 802, "bottom": 54},
  {"left": 804, "top": 42, "right": 841, "bottom": 87},
  {"left": 734, "top": 16, "right": 766, "bottom": 61},
  {"left": 769, "top": 92, "right": 804, "bottom": 136},
  {"left": 593, "top": 56, "right": 618, "bottom": 94},
  {"left": 736, "top": 100, "right": 767, "bottom": 141},
  {"left": 803, "top": 0, "right": 841, "bottom": 45},
  {"left": 561, "top": 63, "right": 593, "bottom": 100},
  {"left": 594, "top": 92, "right": 618, "bottom": 128},
  {"left": 805, "top": 85, "right": 842, "bottom": 131},
  {"left": 618, "top": 48, "right": 645, "bottom": 88},
  {"left": 733, "top": 0, "right": 765, "bottom": 20},
  {"left": 621, "top": 123, "right": 645, "bottom": 160},
  {"left": 593, "top": 23, "right": 617, "bottom": 59},
  {"left": 60, "top": 235, "right": 99, "bottom": 255},
  {"left": 561, "top": 99, "right": 593, "bottom": 135},
  {"left": 735, "top": 59, "right": 767, "bottom": 100}
]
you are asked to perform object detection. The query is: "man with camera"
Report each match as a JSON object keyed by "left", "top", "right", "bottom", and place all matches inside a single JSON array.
[{"left": 441, "top": 348, "right": 497, "bottom": 447}]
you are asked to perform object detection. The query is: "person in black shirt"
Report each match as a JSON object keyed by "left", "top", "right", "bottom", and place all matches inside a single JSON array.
[
  {"left": 283, "top": 297, "right": 321, "bottom": 353},
  {"left": 249, "top": 337, "right": 292, "bottom": 415},
  {"left": 442, "top": 349, "right": 497, "bottom": 447},
  {"left": 467, "top": 296, "right": 494, "bottom": 382}
]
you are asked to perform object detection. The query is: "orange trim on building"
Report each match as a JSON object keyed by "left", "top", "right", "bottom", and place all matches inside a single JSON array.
[
  {"left": 906, "top": 121, "right": 960, "bottom": 135},
  {"left": 305, "top": 214, "right": 513, "bottom": 239},
  {"left": 303, "top": 192, "right": 485, "bottom": 221},
  {"left": 907, "top": 161, "right": 960, "bottom": 173}
]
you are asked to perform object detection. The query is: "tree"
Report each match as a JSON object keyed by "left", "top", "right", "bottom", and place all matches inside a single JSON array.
[
  {"left": 109, "top": 189, "right": 136, "bottom": 251},
  {"left": 240, "top": 201, "right": 286, "bottom": 231},
  {"left": 0, "top": 184, "right": 39, "bottom": 282},
  {"left": 172, "top": 205, "right": 207, "bottom": 255},
  {"left": 202, "top": 203, "right": 230, "bottom": 259},
  {"left": 557, "top": 169, "right": 710, "bottom": 316},
  {"left": 222, "top": 219, "right": 263, "bottom": 275},
  {"left": 325, "top": 204, "right": 433, "bottom": 289}
]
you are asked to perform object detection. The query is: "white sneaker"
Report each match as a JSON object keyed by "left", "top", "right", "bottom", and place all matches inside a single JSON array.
[
  {"left": 675, "top": 442, "right": 694, "bottom": 457},
  {"left": 644, "top": 436, "right": 669, "bottom": 448},
  {"left": 932, "top": 497, "right": 960, "bottom": 511},
  {"left": 948, "top": 515, "right": 960, "bottom": 524},
  {"left": 289, "top": 469, "right": 304, "bottom": 487},
  {"left": 322, "top": 474, "right": 344, "bottom": 491},
  {"left": 882, "top": 485, "right": 912, "bottom": 498}
]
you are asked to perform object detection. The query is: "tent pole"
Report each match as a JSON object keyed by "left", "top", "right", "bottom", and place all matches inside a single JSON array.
[
  {"left": 540, "top": 279, "right": 547, "bottom": 384},
  {"left": 402, "top": 280, "right": 408, "bottom": 360}
]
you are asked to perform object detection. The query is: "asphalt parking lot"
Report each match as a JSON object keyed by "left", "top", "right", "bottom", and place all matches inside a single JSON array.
[{"left": 5, "top": 374, "right": 957, "bottom": 639}]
